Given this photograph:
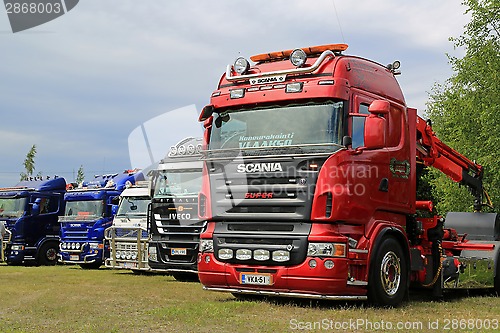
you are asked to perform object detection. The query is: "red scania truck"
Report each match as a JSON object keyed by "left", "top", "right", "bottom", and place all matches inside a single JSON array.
[{"left": 196, "top": 44, "right": 499, "bottom": 306}]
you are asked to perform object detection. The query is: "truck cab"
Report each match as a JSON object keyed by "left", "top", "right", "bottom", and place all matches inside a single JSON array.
[
  {"left": 197, "top": 44, "right": 499, "bottom": 306},
  {"left": 147, "top": 137, "right": 204, "bottom": 281},
  {"left": 0, "top": 177, "right": 66, "bottom": 265},
  {"left": 105, "top": 181, "right": 151, "bottom": 271},
  {"left": 59, "top": 170, "right": 144, "bottom": 269}
]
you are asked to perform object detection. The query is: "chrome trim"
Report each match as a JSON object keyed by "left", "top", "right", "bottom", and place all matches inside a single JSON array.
[
  {"left": 349, "top": 249, "right": 369, "bottom": 254},
  {"left": 347, "top": 280, "right": 368, "bottom": 286},
  {"left": 205, "top": 287, "right": 367, "bottom": 301},
  {"left": 225, "top": 50, "right": 336, "bottom": 82}
]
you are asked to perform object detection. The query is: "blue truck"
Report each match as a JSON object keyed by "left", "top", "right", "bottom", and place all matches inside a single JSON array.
[
  {"left": 0, "top": 177, "right": 66, "bottom": 265},
  {"left": 58, "top": 170, "right": 144, "bottom": 269}
]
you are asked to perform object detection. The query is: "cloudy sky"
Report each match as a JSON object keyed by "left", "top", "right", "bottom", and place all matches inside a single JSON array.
[{"left": 0, "top": 1, "right": 470, "bottom": 186}]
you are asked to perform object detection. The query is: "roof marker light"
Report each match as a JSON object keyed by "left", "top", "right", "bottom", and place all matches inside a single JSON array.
[
  {"left": 290, "top": 48, "right": 307, "bottom": 67},
  {"left": 233, "top": 57, "right": 250, "bottom": 75}
]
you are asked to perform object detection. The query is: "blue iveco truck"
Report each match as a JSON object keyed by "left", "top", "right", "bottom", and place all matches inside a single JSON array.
[
  {"left": 58, "top": 170, "right": 144, "bottom": 269},
  {"left": 0, "top": 177, "right": 66, "bottom": 265}
]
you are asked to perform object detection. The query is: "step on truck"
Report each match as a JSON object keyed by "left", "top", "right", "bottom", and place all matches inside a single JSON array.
[
  {"left": 196, "top": 44, "right": 499, "bottom": 306},
  {"left": 59, "top": 170, "right": 144, "bottom": 269},
  {"left": 0, "top": 177, "right": 66, "bottom": 265},
  {"left": 104, "top": 181, "right": 151, "bottom": 271},
  {"left": 147, "top": 137, "right": 204, "bottom": 281}
]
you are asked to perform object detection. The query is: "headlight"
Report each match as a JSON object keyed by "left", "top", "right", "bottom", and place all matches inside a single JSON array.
[
  {"left": 89, "top": 243, "right": 99, "bottom": 249},
  {"left": 290, "top": 48, "right": 307, "bottom": 67},
  {"left": 253, "top": 249, "right": 270, "bottom": 261},
  {"left": 11, "top": 245, "right": 24, "bottom": 251},
  {"left": 200, "top": 239, "right": 214, "bottom": 253},
  {"left": 307, "top": 242, "right": 346, "bottom": 257},
  {"left": 272, "top": 250, "right": 290, "bottom": 262},
  {"left": 218, "top": 248, "right": 233, "bottom": 260},
  {"left": 233, "top": 57, "right": 250, "bottom": 74},
  {"left": 115, "top": 251, "right": 121, "bottom": 259},
  {"left": 131, "top": 252, "right": 137, "bottom": 260},
  {"left": 235, "top": 249, "right": 251, "bottom": 260}
]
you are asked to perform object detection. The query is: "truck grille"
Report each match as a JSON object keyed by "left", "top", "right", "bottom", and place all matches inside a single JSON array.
[{"left": 208, "top": 158, "right": 319, "bottom": 220}]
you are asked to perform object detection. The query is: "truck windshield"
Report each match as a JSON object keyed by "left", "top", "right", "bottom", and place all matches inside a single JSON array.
[
  {"left": 209, "top": 101, "right": 344, "bottom": 153},
  {"left": 62, "top": 200, "right": 104, "bottom": 220},
  {"left": 154, "top": 169, "right": 202, "bottom": 198},
  {"left": 0, "top": 197, "right": 27, "bottom": 218},
  {"left": 117, "top": 196, "right": 149, "bottom": 216}
]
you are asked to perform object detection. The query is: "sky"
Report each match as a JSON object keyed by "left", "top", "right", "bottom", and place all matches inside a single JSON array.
[{"left": 0, "top": 1, "right": 470, "bottom": 186}]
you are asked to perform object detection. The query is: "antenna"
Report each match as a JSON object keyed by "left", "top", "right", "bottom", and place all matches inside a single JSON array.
[{"left": 332, "top": 0, "right": 346, "bottom": 44}]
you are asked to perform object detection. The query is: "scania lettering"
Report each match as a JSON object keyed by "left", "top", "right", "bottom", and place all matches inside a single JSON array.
[
  {"left": 236, "top": 163, "right": 283, "bottom": 173},
  {"left": 105, "top": 181, "right": 151, "bottom": 271},
  {"left": 147, "top": 138, "right": 205, "bottom": 281},
  {"left": 59, "top": 170, "right": 144, "bottom": 269},
  {"left": 197, "top": 44, "right": 499, "bottom": 306},
  {"left": 0, "top": 177, "right": 66, "bottom": 265}
]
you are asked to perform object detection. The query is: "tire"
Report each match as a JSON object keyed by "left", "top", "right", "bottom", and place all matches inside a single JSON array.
[
  {"left": 172, "top": 272, "right": 199, "bottom": 282},
  {"left": 368, "top": 237, "right": 408, "bottom": 307},
  {"left": 79, "top": 262, "right": 102, "bottom": 269},
  {"left": 37, "top": 242, "right": 58, "bottom": 266}
]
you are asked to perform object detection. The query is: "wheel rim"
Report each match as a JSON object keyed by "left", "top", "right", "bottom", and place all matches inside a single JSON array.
[
  {"left": 380, "top": 251, "right": 401, "bottom": 296},
  {"left": 46, "top": 248, "right": 57, "bottom": 261}
]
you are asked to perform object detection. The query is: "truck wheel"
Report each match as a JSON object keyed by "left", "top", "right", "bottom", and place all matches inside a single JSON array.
[
  {"left": 38, "top": 242, "right": 58, "bottom": 266},
  {"left": 368, "top": 237, "right": 408, "bottom": 307}
]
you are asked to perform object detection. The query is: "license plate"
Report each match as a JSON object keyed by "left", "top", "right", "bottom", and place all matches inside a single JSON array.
[
  {"left": 124, "top": 262, "right": 137, "bottom": 269},
  {"left": 240, "top": 273, "right": 272, "bottom": 286},
  {"left": 171, "top": 248, "right": 187, "bottom": 256},
  {"left": 70, "top": 255, "right": 79, "bottom": 261}
]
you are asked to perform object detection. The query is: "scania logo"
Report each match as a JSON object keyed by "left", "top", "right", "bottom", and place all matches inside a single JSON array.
[{"left": 236, "top": 163, "right": 283, "bottom": 173}]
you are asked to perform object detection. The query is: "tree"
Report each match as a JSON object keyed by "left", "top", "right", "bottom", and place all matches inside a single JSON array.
[
  {"left": 426, "top": 0, "right": 499, "bottom": 213},
  {"left": 20, "top": 144, "right": 37, "bottom": 181},
  {"left": 76, "top": 165, "right": 85, "bottom": 184}
]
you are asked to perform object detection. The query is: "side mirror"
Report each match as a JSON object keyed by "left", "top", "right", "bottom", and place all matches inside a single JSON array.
[
  {"left": 111, "top": 204, "right": 118, "bottom": 216},
  {"left": 342, "top": 136, "right": 352, "bottom": 148},
  {"left": 364, "top": 100, "right": 388, "bottom": 149},
  {"left": 199, "top": 105, "right": 214, "bottom": 122},
  {"left": 368, "top": 100, "right": 390, "bottom": 115},
  {"left": 32, "top": 199, "right": 41, "bottom": 216}
]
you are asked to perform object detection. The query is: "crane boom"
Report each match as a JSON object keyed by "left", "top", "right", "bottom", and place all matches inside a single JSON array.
[{"left": 416, "top": 116, "right": 484, "bottom": 211}]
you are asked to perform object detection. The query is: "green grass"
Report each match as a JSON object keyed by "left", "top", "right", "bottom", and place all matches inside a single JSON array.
[{"left": 1, "top": 264, "right": 500, "bottom": 332}]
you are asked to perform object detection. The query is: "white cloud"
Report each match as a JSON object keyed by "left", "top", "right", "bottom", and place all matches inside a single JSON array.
[{"left": 0, "top": 0, "right": 471, "bottom": 185}]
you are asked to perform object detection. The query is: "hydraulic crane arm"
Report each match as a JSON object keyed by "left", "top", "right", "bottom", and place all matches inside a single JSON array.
[{"left": 415, "top": 116, "right": 488, "bottom": 211}]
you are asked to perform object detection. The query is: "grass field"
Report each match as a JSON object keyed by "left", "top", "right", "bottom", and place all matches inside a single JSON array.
[{"left": 1, "top": 264, "right": 500, "bottom": 333}]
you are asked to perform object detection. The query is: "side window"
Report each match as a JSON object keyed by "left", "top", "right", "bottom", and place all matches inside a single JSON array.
[
  {"left": 352, "top": 116, "right": 366, "bottom": 148},
  {"left": 40, "top": 196, "right": 59, "bottom": 214},
  {"left": 350, "top": 103, "right": 370, "bottom": 148}
]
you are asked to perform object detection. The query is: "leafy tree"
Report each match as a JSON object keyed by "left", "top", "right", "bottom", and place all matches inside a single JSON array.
[
  {"left": 20, "top": 144, "right": 37, "bottom": 181},
  {"left": 426, "top": 0, "right": 499, "bottom": 213},
  {"left": 76, "top": 165, "right": 85, "bottom": 184}
]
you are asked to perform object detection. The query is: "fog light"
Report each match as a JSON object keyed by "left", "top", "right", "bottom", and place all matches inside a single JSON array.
[
  {"left": 234, "top": 57, "right": 250, "bottom": 74},
  {"left": 236, "top": 249, "right": 252, "bottom": 260},
  {"left": 286, "top": 82, "right": 303, "bottom": 93},
  {"left": 204, "top": 255, "right": 211, "bottom": 263},
  {"left": 71, "top": 242, "right": 76, "bottom": 250},
  {"left": 131, "top": 253, "right": 137, "bottom": 260},
  {"left": 230, "top": 89, "right": 245, "bottom": 99},
  {"left": 290, "top": 48, "right": 307, "bottom": 67},
  {"left": 218, "top": 248, "right": 233, "bottom": 260},
  {"left": 272, "top": 250, "right": 290, "bottom": 262},
  {"left": 309, "top": 259, "right": 317, "bottom": 268},
  {"left": 254, "top": 249, "right": 270, "bottom": 261},
  {"left": 115, "top": 251, "right": 121, "bottom": 259},
  {"left": 76, "top": 243, "right": 81, "bottom": 249},
  {"left": 61, "top": 243, "right": 66, "bottom": 250},
  {"left": 324, "top": 260, "right": 335, "bottom": 269}
]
